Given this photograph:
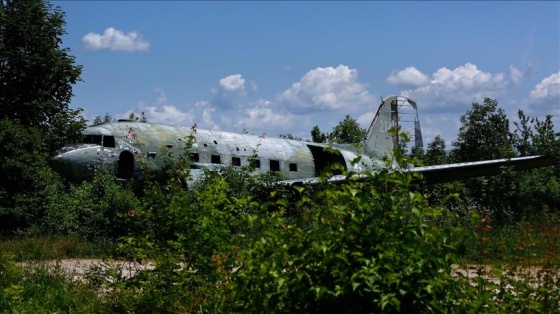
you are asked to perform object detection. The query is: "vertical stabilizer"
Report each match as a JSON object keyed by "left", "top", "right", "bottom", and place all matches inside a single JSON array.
[{"left": 364, "top": 96, "right": 423, "bottom": 157}]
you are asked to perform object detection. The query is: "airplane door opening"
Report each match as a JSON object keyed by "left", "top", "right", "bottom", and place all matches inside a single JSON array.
[
  {"left": 307, "top": 145, "right": 347, "bottom": 176},
  {"left": 117, "top": 151, "right": 134, "bottom": 180}
]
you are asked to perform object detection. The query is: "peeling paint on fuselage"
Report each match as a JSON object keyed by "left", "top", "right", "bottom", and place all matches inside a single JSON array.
[{"left": 52, "top": 121, "right": 378, "bottom": 186}]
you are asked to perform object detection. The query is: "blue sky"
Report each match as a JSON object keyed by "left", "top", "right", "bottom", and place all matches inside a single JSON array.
[{"left": 54, "top": 1, "right": 559, "bottom": 145}]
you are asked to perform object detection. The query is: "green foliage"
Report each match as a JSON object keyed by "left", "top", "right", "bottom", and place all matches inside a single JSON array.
[
  {"left": 463, "top": 213, "right": 560, "bottom": 265},
  {"left": 0, "top": 237, "right": 108, "bottom": 261},
  {"left": 424, "top": 135, "right": 448, "bottom": 165},
  {"left": 43, "top": 171, "right": 142, "bottom": 243},
  {"left": 0, "top": 119, "right": 66, "bottom": 236},
  {"left": 448, "top": 98, "right": 560, "bottom": 225},
  {"left": 0, "top": 0, "right": 86, "bottom": 236},
  {"left": 219, "top": 157, "right": 468, "bottom": 313},
  {"left": 514, "top": 110, "right": 560, "bottom": 157},
  {"left": 3, "top": 145, "right": 560, "bottom": 312},
  {"left": 94, "top": 169, "right": 261, "bottom": 312},
  {"left": 0, "top": 0, "right": 85, "bottom": 153},
  {"left": 128, "top": 111, "right": 148, "bottom": 123},
  {"left": 0, "top": 254, "right": 104, "bottom": 313},
  {"left": 452, "top": 98, "right": 513, "bottom": 162},
  {"left": 328, "top": 114, "right": 366, "bottom": 144},
  {"left": 311, "top": 125, "right": 327, "bottom": 143},
  {"left": 92, "top": 112, "right": 114, "bottom": 125},
  {"left": 278, "top": 133, "right": 303, "bottom": 141}
]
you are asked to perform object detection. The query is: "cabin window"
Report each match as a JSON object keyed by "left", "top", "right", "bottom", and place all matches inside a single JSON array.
[
  {"left": 103, "top": 136, "right": 116, "bottom": 148},
  {"left": 289, "top": 163, "right": 298, "bottom": 172},
  {"left": 250, "top": 158, "right": 260, "bottom": 169},
  {"left": 211, "top": 155, "right": 221, "bottom": 164},
  {"left": 83, "top": 135, "right": 102, "bottom": 145},
  {"left": 190, "top": 153, "right": 200, "bottom": 162},
  {"left": 232, "top": 157, "right": 241, "bottom": 167},
  {"left": 270, "top": 160, "right": 280, "bottom": 172}
]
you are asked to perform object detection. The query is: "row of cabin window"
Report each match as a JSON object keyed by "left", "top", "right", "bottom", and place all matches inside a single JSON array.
[
  {"left": 82, "top": 136, "right": 299, "bottom": 172},
  {"left": 190, "top": 152, "right": 297, "bottom": 172}
]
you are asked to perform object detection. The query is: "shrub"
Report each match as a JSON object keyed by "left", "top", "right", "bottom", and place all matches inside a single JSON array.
[{"left": 215, "top": 159, "right": 470, "bottom": 313}]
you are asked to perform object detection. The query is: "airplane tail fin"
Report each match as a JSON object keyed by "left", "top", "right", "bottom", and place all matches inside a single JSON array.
[{"left": 363, "top": 95, "right": 423, "bottom": 158}]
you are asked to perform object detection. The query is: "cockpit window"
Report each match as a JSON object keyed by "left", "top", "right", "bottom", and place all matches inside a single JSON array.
[
  {"left": 103, "top": 136, "right": 115, "bottom": 148},
  {"left": 82, "top": 135, "right": 115, "bottom": 148},
  {"left": 83, "top": 135, "right": 102, "bottom": 145}
]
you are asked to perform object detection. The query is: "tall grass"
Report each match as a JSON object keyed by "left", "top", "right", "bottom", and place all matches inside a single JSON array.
[{"left": 0, "top": 236, "right": 110, "bottom": 261}]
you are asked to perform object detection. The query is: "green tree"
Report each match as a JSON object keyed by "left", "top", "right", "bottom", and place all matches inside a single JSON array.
[
  {"left": 279, "top": 133, "right": 302, "bottom": 141},
  {"left": 452, "top": 98, "right": 513, "bottom": 162},
  {"left": 0, "top": 0, "right": 84, "bottom": 235},
  {"left": 328, "top": 115, "right": 366, "bottom": 144},
  {"left": 92, "top": 112, "right": 114, "bottom": 125},
  {"left": 512, "top": 110, "right": 560, "bottom": 217},
  {"left": 452, "top": 98, "right": 517, "bottom": 224},
  {"left": 128, "top": 111, "right": 148, "bottom": 123},
  {"left": 514, "top": 110, "right": 559, "bottom": 157},
  {"left": 0, "top": 119, "right": 63, "bottom": 235},
  {"left": 425, "top": 135, "right": 448, "bottom": 165},
  {"left": 0, "top": 0, "right": 85, "bottom": 153},
  {"left": 311, "top": 125, "right": 327, "bottom": 143}
]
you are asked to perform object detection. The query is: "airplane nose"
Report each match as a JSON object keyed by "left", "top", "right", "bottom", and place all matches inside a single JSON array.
[
  {"left": 51, "top": 151, "right": 78, "bottom": 182},
  {"left": 51, "top": 146, "right": 97, "bottom": 183}
]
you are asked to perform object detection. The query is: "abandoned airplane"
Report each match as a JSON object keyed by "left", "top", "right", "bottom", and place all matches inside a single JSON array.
[{"left": 51, "top": 96, "right": 558, "bottom": 187}]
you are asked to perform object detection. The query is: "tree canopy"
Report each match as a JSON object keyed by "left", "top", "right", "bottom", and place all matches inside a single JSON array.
[
  {"left": 452, "top": 98, "right": 513, "bottom": 162},
  {"left": 279, "top": 133, "right": 303, "bottom": 141},
  {"left": 0, "top": 0, "right": 85, "bottom": 153},
  {"left": 0, "top": 0, "right": 84, "bottom": 234},
  {"left": 424, "top": 135, "right": 447, "bottom": 165},
  {"left": 327, "top": 114, "right": 366, "bottom": 144}
]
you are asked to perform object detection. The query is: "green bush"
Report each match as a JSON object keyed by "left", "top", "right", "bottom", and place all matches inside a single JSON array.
[
  {"left": 214, "top": 162, "right": 470, "bottom": 313},
  {"left": 43, "top": 171, "right": 142, "bottom": 243}
]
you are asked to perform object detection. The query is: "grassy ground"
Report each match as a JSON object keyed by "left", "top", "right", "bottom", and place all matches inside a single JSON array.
[
  {"left": 2, "top": 220, "right": 559, "bottom": 313},
  {"left": 462, "top": 218, "right": 560, "bottom": 266},
  {"left": 0, "top": 236, "right": 111, "bottom": 261}
]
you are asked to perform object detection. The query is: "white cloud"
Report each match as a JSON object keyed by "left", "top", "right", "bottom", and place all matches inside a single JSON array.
[
  {"left": 218, "top": 74, "right": 246, "bottom": 93},
  {"left": 211, "top": 74, "right": 249, "bottom": 110},
  {"left": 529, "top": 71, "right": 560, "bottom": 104},
  {"left": 277, "top": 65, "right": 374, "bottom": 113},
  {"left": 525, "top": 71, "right": 560, "bottom": 121},
  {"left": 235, "top": 98, "right": 298, "bottom": 131},
  {"left": 132, "top": 89, "right": 193, "bottom": 126},
  {"left": 397, "top": 63, "right": 508, "bottom": 111},
  {"left": 419, "top": 113, "right": 462, "bottom": 147},
  {"left": 386, "top": 66, "right": 429, "bottom": 89},
  {"left": 357, "top": 112, "right": 375, "bottom": 129},
  {"left": 143, "top": 105, "right": 191, "bottom": 125},
  {"left": 195, "top": 101, "right": 221, "bottom": 130},
  {"left": 509, "top": 65, "right": 524, "bottom": 86},
  {"left": 83, "top": 27, "right": 150, "bottom": 52}
]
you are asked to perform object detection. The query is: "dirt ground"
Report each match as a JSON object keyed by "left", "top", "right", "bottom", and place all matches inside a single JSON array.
[{"left": 22, "top": 259, "right": 556, "bottom": 285}]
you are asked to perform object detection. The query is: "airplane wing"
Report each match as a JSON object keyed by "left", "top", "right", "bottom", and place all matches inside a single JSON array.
[
  {"left": 411, "top": 155, "right": 558, "bottom": 184},
  {"left": 279, "top": 155, "right": 558, "bottom": 186}
]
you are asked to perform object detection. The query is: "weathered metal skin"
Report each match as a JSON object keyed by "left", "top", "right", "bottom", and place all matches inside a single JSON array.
[{"left": 51, "top": 120, "right": 379, "bottom": 186}]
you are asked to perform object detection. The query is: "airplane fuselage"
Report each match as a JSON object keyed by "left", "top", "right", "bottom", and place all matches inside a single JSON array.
[
  {"left": 51, "top": 96, "right": 557, "bottom": 188},
  {"left": 52, "top": 121, "right": 379, "bottom": 186}
]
